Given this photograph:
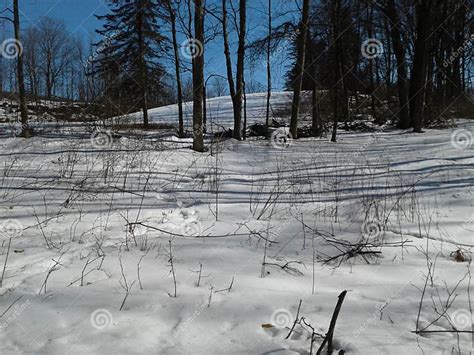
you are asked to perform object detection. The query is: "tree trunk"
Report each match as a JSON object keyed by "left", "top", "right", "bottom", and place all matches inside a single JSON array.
[
  {"left": 289, "top": 0, "right": 310, "bottom": 139},
  {"left": 167, "top": 1, "right": 184, "bottom": 137},
  {"left": 308, "top": 38, "right": 321, "bottom": 136},
  {"left": 192, "top": 0, "right": 205, "bottom": 152},
  {"left": 234, "top": 0, "right": 247, "bottom": 141},
  {"left": 13, "top": 0, "right": 30, "bottom": 137},
  {"left": 136, "top": 0, "right": 149, "bottom": 128},
  {"left": 265, "top": 0, "right": 272, "bottom": 127},
  {"left": 409, "top": 0, "right": 431, "bottom": 133},
  {"left": 385, "top": 0, "right": 410, "bottom": 129},
  {"left": 222, "top": 0, "right": 237, "bottom": 131}
]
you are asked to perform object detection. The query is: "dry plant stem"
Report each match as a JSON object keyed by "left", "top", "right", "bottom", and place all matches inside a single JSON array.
[
  {"left": 316, "top": 290, "right": 347, "bottom": 355},
  {"left": 261, "top": 228, "right": 268, "bottom": 278},
  {"left": 129, "top": 221, "right": 261, "bottom": 240},
  {"left": 312, "top": 232, "right": 316, "bottom": 294},
  {"left": 412, "top": 330, "right": 474, "bottom": 334},
  {"left": 119, "top": 256, "right": 136, "bottom": 311},
  {"left": 285, "top": 299, "right": 303, "bottom": 339},
  {"left": 168, "top": 240, "right": 177, "bottom": 298},
  {"left": 196, "top": 263, "right": 202, "bottom": 287},
  {"left": 0, "top": 237, "right": 12, "bottom": 288},
  {"left": 39, "top": 255, "right": 64, "bottom": 294},
  {"left": 207, "top": 285, "right": 213, "bottom": 307},
  {"left": 137, "top": 253, "right": 147, "bottom": 290},
  {"left": 214, "top": 276, "right": 234, "bottom": 293},
  {"left": 302, "top": 213, "right": 306, "bottom": 250}
]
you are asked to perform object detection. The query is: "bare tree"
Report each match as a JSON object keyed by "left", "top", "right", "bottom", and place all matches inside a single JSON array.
[
  {"left": 193, "top": 0, "right": 205, "bottom": 152},
  {"left": 13, "top": 0, "right": 30, "bottom": 137},
  {"left": 37, "top": 18, "right": 71, "bottom": 100},
  {"left": 383, "top": 0, "right": 411, "bottom": 129},
  {"left": 409, "top": 0, "right": 432, "bottom": 133},
  {"left": 289, "top": 0, "right": 310, "bottom": 139},
  {"left": 23, "top": 27, "right": 40, "bottom": 99},
  {"left": 210, "top": 76, "right": 228, "bottom": 97},
  {"left": 166, "top": 0, "right": 185, "bottom": 137},
  {"left": 222, "top": 0, "right": 247, "bottom": 141},
  {"left": 266, "top": 0, "right": 272, "bottom": 127}
]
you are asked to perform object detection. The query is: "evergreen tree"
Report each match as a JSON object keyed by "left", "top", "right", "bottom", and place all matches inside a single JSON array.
[{"left": 92, "top": 0, "right": 168, "bottom": 127}]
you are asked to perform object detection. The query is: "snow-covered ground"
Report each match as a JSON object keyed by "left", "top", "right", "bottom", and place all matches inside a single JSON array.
[{"left": 0, "top": 93, "right": 473, "bottom": 354}]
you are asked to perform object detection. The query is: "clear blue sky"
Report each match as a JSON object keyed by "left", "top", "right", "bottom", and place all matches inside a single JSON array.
[{"left": 1, "top": 0, "right": 298, "bottom": 91}]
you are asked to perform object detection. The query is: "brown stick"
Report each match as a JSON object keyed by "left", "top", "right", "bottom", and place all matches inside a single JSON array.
[{"left": 316, "top": 290, "right": 347, "bottom": 355}]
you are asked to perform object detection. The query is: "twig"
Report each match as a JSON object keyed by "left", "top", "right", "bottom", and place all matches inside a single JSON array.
[{"left": 0, "top": 237, "right": 12, "bottom": 288}]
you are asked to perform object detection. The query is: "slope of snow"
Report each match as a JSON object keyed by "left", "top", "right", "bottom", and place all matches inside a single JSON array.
[
  {"left": 123, "top": 92, "right": 294, "bottom": 129},
  {"left": 0, "top": 94, "right": 473, "bottom": 355}
]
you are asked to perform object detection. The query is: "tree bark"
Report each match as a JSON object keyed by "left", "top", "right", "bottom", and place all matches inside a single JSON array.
[
  {"left": 385, "top": 0, "right": 411, "bottom": 129},
  {"left": 193, "top": 0, "right": 205, "bottom": 152},
  {"left": 13, "top": 0, "right": 30, "bottom": 137},
  {"left": 265, "top": 0, "right": 272, "bottom": 127},
  {"left": 289, "top": 0, "right": 310, "bottom": 139},
  {"left": 409, "top": 0, "right": 432, "bottom": 133},
  {"left": 167, "top": 0, "right": 184, "bottom": 137},
  {"left": 136, "top": 0, "right": 149, "bottom": 128},
  {"left": 222, "top": 0, "right": 246, "bottom": 141},
  {"left": 234, "top": 0, "right": 247, "bottom": 140}
]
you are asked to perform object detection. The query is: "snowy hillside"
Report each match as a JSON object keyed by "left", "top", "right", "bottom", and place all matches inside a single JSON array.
[
  {"left": 0, "top": 93, "right": 473, "bottom": 355},
  {"left": 124, "top": 92, "right": 295, "bottom": 129}
]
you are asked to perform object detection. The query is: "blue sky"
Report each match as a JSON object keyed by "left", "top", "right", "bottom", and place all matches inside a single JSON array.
[{"left": 1, "top": 0, "right": 297, "bottom": 91}]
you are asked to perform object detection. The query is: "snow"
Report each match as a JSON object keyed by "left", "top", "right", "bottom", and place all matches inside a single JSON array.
[
  {"left": 0, "top": 92, "right": 473, "bottom": 354},
  {"left": 122, "top": 91, "right": 295, "bottom": 129}
]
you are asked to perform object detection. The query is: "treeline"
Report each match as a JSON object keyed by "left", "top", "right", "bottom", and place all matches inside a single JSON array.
[
  {"left": 282, "top": 0, "right": 473, "bottom": 139},
  {"left": 1, "top": 0, "right": 473, "bottom": 148}
]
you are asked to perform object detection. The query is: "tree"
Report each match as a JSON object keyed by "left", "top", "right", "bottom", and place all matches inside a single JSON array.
[
  {"left": 165, "top": 0, "right": 185, "bottom": 138},
  {"left": 222, "top": 0, "right": 247, "bottom": 141},
  {"left": 37, "top": 18, "right": 72, "bottom": 100},
  {"left": 409, "top": 0, "right": 432, "bottom": 133},
  {"left": 23, "top": 27, "right": 40, "bottom": 98},
  {"left": 13, "top": 0, "right": 30, "bottom": 137},
  {"left": 289, "top": 0, "right": 310, "bottom": 139},
  {"left": 93, "top": 0, "right": 168, "bottom": 127},
  {"left": 266, "top": 0, "right": 272, "bottom": 127},
  {"left": 193, "top": 0, "right": 205, "bottom": 152},
  {"left": 383, "top": 0, "right": 410, "bottom": 129}
]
